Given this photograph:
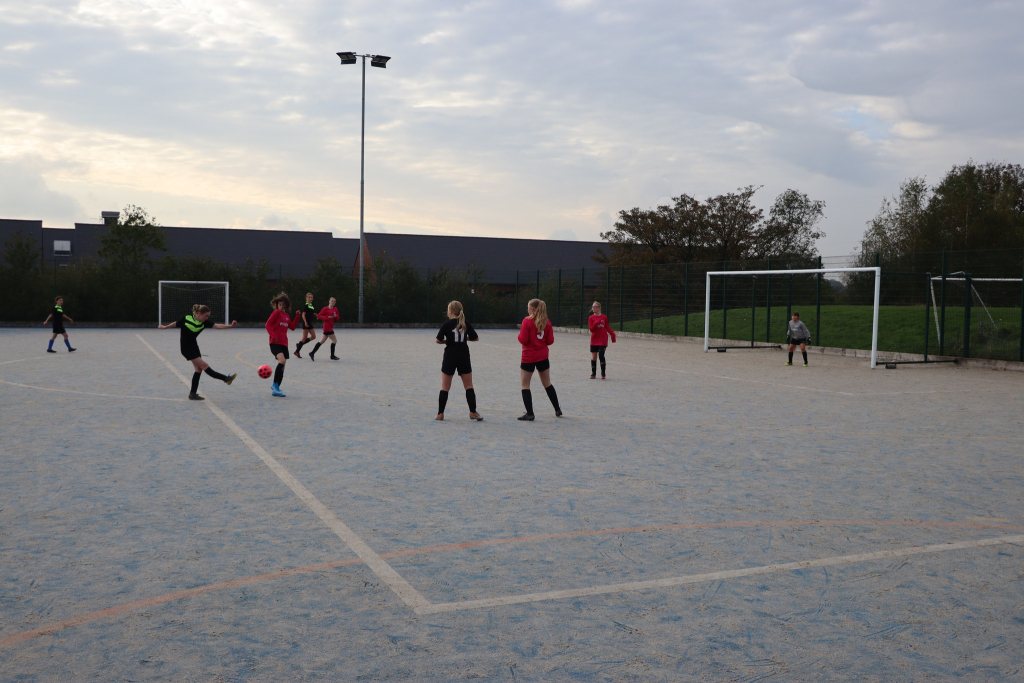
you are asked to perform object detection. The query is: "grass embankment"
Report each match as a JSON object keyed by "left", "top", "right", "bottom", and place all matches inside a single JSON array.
[{"left": 615, "top": 305, "right": 1022, "bottom": 359}]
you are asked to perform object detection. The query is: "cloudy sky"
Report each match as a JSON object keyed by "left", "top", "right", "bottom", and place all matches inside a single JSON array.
[{"left": 1, "top": 0, "right": 1021, "bottom": 255}]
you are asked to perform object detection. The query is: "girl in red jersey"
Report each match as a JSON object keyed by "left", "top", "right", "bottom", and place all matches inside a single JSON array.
[
  {"left": 517, "top": 298, "right": 561, "bottom": 421},
  {"left": 308, "top": 296, "right": 340, "bottom": 361},
  {"left": 587, "top": 301, "right": 616, "bottom": 379},
  {"left": 265, "top": 292, "right": 298, "bottom": 397}
]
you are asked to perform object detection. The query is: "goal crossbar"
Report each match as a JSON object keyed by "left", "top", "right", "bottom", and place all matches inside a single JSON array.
[{"left": 704, "top": 267, "right": 881, "bottom": 368}]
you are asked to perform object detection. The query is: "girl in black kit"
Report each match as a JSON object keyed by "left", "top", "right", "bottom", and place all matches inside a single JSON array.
[
  {"left": 43, "top": 295, "right": 75, "bottom": 353},
  {"left": 294, "top": 292, "right": 317, "bottom": 357},
  {"left": 158, "top": 304, "right": 238, "bottom": 400},
  {"left": 435, "top": 300, "right": 482, "bottom": 421}
]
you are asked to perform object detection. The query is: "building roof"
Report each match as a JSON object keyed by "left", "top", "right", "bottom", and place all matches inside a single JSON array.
[{"left": 361, "top": 233, "right": 607, "bottom": 282}]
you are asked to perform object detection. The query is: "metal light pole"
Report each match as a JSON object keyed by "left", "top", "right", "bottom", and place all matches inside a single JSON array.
[{"left": 337, "top": 51, "right": 390, "bottom": 323}]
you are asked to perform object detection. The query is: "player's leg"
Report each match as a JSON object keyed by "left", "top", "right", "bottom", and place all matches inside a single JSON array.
[
  {"left": 271, "top": 347, "right": 288, "bottom": 396},
  {"left": 590, "top": 349, "right": 597, "bottom": 378},
  {"left": 598, "top": 346, "right": 607, "bottom": 378},
  {"left": 309, "top": 333, "right": 326, "bottom": 361},
  {"left": 538, "top": 364, "right": 562, "bottom": 417},
  {"left": 787, "top": 343, "right": 795, "bottom": 365},
  {"left": 328, "top": 333, "right": 339, "bottom": 360},
  {"left": 188, "top": 357, "right": 208, "bottom": 399},
  {"left": 437, "top": 372, "right": 453, "bottom": 420},
  {"left": 518, "top": 366, "right": 535, "bottom": 420},
  {"left": 62, "top": 332, "right": 75, "bottom": 352},
  {"left": 800, "top": 342, "right": 808, "bottom": 366},
  {"left": 460, "top": 369, "right": 481, "bottom": 421},
  {"left": 47, "top": 332, "right": 58, "bottom": 352}
]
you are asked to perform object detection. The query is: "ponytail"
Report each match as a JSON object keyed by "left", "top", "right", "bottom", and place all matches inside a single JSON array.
[
  {"left": 528, "top": 299, "right": 548, "bottom": 334},
  {"left": 192, "top": 304, "right": 211, "bottom": 317},
  {"left": 448, "top": 301, "right": 466, "bottom": 334}
]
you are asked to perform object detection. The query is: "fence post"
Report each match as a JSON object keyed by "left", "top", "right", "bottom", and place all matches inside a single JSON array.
[
  {"left": 815, "top": 255, "right": 822, "bottom": 344},
  {"left": 683, "top": 262, "right": 689, "bottom": 337},
  {"left": 515, "top": 270, "right": 519, "bottom": 322},
  {"left": 556, "top": 269, "right": 561, "bottom": 326},
  {"left": 536, "top": 270, "right": 540, "bottom": 300},
  {"left": 923, "top": 273, "right": 931, "bottom": 362},
  {"left": 425, "top": 268, "right": 430, "bottom": 323},
  {"left": 963, "top": 271, "right": 972, "bottom": 358},
  {"left": 765, "top": 257, "right": 771, "bottom": 343},
  {"left": 786, "top": 274, "right": 792, "bottom": 324},
  {"left": 722, "top": 261, "right": 729, "bottom": 340},
  {"left": 649, "top": 264, "right": 655, "bottom": 334},
  {"left": 580, "top": 267, "right": 585, "bottom": 329},
  {"left": 939, "top": 251, "right": 947, "bottom": 355},
  {"left": 1019, "top": 249, "right": 1024, "bottom": 362},
  {"left": 619, "top": 265, "right": 624, "bottom": 332},
  {"left": 750, "top": 276, "right": 756, "bottom": 347}
]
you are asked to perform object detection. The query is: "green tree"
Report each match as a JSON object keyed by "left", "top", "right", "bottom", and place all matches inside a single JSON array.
[
  {"left": 858, "top": 177, "right": 930, "bottom": 259},
  {"left": 97, "top": 204, "right": 168, "bottom": 272},
  {"left": 1, "top": 230, "right": 41, "bottom": 274}
]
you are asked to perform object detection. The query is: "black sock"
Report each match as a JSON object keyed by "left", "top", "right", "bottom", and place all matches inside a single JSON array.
[
  {"left": 204, "top": 367, "right": 228, "bottom": 382},
  {"left": 544, "top": 384, "right": 561, "bottom": 412},
  {"left": 274, "top": 364, "right": 284, "bottom": 385},
  {"left": 591, "top": 360, "right": 596, "bottom": 374},
  {"left": 295, "top": 340, "right": 305, "bottom": 351},
  {"left": 599, "top": 349, "right": 606, "bottom": 376},
  {"left": 190, "top": 372, "right": 201, "bottom": 395},
  {"left": 466, "top": 388, "right": 476, "bottom": 412},
  {"left": 802, "top": 351, "right": 808, "bottom": 364},
  {"left": 788, "top": 351, "right": 794, "bottom": 363},
  {"left": 438, "top": 390, "right": 449, "bottom": 414},
  {"left": 310, "top": 342, "right": 322, "bottom": 356},
  {"left": 330, "top": 343, "right": 336, "bottom": 357},
  {"left": 521, "top": 389, "right": 533, "bottom": 415}
]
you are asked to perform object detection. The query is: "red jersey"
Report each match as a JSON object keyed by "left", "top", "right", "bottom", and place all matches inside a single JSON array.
[
  {"left": 266, "top": 309, "right": 297, "bottom": 345},
  {"left": 588, "top": 314, "right": 616, "bottom": 346},
  {"left": 317, "top": 306, "right": 340, "bottom": 334},
  {"left": 518, "top": 316, "right": 554, "bottom": 363}
]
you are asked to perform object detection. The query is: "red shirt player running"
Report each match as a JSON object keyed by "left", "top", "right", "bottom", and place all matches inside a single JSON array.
[
  {"left": 265, "top": 292, "right": 298, "bottom": 397},
  {"left": 308, "top": 297, "right": 341, "bottom": 361}
]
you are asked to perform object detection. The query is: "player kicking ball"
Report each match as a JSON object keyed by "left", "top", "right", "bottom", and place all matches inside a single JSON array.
[
  {"left": 158, "top": 304, "right": 238, "bottom": 400},
  {"left": 785, "top": 312, "right": 811, "bottom": 366}
]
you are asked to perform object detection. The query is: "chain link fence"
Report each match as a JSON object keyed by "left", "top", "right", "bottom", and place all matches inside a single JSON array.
[{"left": 3, "top": 249, "right": 1023, "bottom": 361}]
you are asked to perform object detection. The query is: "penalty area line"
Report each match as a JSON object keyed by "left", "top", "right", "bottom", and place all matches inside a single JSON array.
[
  {"left": 417, "top": 533, "right": 1024, "bottom": 614},
  {"left": 135, "top": 334, "right": 432, "bottom": 613}
]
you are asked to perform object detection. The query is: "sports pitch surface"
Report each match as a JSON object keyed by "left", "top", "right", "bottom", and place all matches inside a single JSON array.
[{"left": 1, "top": 326, "right": 1023, "bottom": 680}]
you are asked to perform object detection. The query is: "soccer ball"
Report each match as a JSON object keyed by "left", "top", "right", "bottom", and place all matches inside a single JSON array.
[{"left": 258, "top": 365, "right": 272, "bottom": 379}]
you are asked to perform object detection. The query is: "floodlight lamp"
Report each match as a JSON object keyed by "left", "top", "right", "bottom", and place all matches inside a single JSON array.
[
  {"left": 336, "top": 51, "right": 357, "bottom": 65},
  {"left": 370, "top": 55, "right": 391, "bottom": 68}
]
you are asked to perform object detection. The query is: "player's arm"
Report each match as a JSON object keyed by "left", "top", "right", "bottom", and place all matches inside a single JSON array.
[
  {"left": 43, "top": 314, "right": 52, "bottom": 325},
  {"left": 212, "top": 320, "right": 238, "bottom": 329},
  {"left": 63, "top": 313, "right": 73, "bottom": 323}
]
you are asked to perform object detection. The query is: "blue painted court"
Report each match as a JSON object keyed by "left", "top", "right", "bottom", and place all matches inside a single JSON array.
[{"left": 1, "top": 327, "right": 1022, "bottom": 680}]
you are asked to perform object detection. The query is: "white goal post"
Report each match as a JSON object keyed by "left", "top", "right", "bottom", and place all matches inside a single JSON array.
[
  {"left": 158, "top": 281, "right": 230, "bottom": 326},
  {"left": 928, "top": 274, "right": 1022, "bottom": 342},
  {"left": 705, "top": 267, "right": 882, "bottom": 368}
]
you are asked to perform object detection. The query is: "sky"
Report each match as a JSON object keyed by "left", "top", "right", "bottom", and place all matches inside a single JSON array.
[{"left": 1, "top": 0, "right": 1022, "bottom": 256}]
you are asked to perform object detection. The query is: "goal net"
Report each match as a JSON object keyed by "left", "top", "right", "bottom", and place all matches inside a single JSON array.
[
  {"left": 158, "top": 281, "right": 229, "bottom": 326},
  {"left": 929, "top": 274, "right": 1022, "bottom": 357},
  {"left": 704, "top": 267, "right": 882, "bottom": 368}
]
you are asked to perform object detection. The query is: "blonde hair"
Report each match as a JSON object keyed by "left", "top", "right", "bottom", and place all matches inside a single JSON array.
[
  {"left": 592, "top": 301, "right": 602, "bottom": 310},
  {"left": 191, "top": 304, "right": 211, "bottom": 317},
  {"left": 271, "top": 292, "right": 291, "bottom": 311},
  {"left": 528, "top": 298, "right": 548, "bottom": 334},
  {"left": 448, "top": 300, "right": 466, "bottom": 334}
]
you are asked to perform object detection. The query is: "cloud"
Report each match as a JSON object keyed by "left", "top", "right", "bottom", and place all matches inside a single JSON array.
[
  {"left": 0, "top": 157, "right": 83, "bottom": 222},
  {"left": 548, "top": 229, "right": 577, "bottom": 241}
]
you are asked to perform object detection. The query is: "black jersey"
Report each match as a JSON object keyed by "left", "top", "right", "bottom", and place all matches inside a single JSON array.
[
  {"left": 436, "top": 319, "right": 478, "bottom": 353},
  {"left": 301, "top": 302, "right": 317, "bottom": 327},
  {"left": 51, "top": 305, "right": 66, "bottom": 331},
  {"left": 177, "top": 315, "right": 214, "bottom": 359}
]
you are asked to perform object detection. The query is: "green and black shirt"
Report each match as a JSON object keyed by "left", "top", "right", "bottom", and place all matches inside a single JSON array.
[{"left": 176, "top": 315, "right": 214, "bottom": 360}]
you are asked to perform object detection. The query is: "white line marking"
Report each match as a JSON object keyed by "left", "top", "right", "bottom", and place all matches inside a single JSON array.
[
  {"left": 417, "top": 534, "right": 1024, "bottom": 614},
  {"left": 136, "top": 334, "right": 432, "bottom": 612},
  {"left": 0, "top": 378, "right": 187, "bottom": 402}
]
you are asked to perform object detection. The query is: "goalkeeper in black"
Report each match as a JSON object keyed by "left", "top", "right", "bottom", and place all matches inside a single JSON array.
[{"left": 786, "top": 312, "right": 811, "bottom": 366}]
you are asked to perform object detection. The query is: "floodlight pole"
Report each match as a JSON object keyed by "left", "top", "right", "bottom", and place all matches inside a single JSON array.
[{"left": 337, "top": 51, "right": 390, "bottom": 323}]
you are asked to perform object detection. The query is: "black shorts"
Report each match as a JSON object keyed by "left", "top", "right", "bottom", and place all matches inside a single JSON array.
[
  {"left": 590, "top": 345, "right": 607, "bottom": 353},
  {"left": 270, "top": 344, "right": 290, "bottom": 359},
  {"left": 181, "top": 344, "right": 201, "bottom": 362},
  {"left": 52, "top": 326, "right": 66, "bottom": 335},
  {"left": 441, "top": 353, "right": 472, "bottom": 376},
  {"left": 789, "top": 338, "right": 808, "bottom": 346},
  {"left": 520, "top": 358, "right": 551, "bottom": 373},
  {"left": 303, "top": 325, "right": 315, "bottom": 331}
]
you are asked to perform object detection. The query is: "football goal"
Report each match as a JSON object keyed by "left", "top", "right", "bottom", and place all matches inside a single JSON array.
[
  {"left": 929, "top": 273, "right": 1023, "bottom": 347},
  {"left": 704, "top": 267, "right": 882, "bottom": 368},
  {"left": 158, "top": 281, "right": 230, "bottom": 326}
]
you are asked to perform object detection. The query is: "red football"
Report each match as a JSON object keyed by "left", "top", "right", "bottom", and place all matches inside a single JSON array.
[{"left": 257, "top": 364, "right": 272, "bottom": 379}]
